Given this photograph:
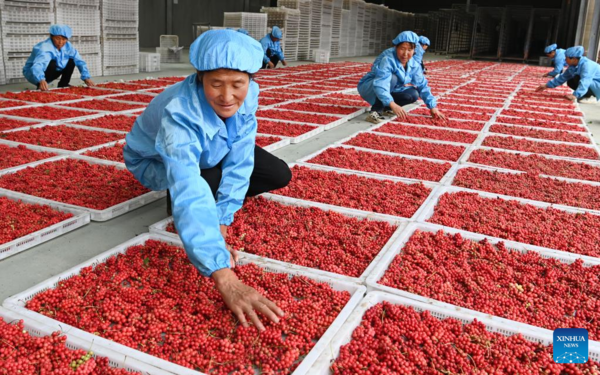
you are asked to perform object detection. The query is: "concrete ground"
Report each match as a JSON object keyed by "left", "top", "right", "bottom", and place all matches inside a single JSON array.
[{"left": 0, "top": 54, "right": 599, "bottom": 302}]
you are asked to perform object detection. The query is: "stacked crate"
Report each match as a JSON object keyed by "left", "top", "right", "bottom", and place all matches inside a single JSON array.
[
  {"left": 277, "top": 0, "right": 311, "bottom": 60},
  {"left": 361, "top": 2, "right": 370, "bottom": 55},
  {"left": 372, "top": 4, "right": 383, "bottom": 54},
  {"left": 354, "top": 0, "right": 365, "bottom": 57},
  {"left": 156, "top": 34, "right": 182, "bottom": 63},
  {"left": 101, "top": 0, "right": 139, "bottom": 76},
  {"left": 379, "top": 7, "right": 387, "bottom": 52},
  {"left": 56, "top": 0, "right": 101, "bottom": 79},
  {"left": 1, "top": 0, "right": 54, "bottom": 83},
  {"left": 340, "top": 8, "right": 350, "bottom": 57},
  {"left": 223, "top": 12, "right": 267, "bottom": 41},
  {"left": 330, "top": 0, "right": 342, "bottom": 58},
  {"left": 414, "top": 13, "right": 429, "bottom": 35},
  {"left": 261, "top": 7, "right": 300, "bottom": 62},
  {"left": 308, "top": 0, "right": 325, "bottom": 57},
  {"left": 386, "top": 9, "right": 400, "bottom": 48}
]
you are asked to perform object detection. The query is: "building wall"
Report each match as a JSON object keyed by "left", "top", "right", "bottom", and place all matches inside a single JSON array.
[{"left": 140, "top": 0, "right": 270, "bottom": 48}]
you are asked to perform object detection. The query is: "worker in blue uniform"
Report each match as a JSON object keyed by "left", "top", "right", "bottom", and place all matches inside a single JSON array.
[
  {"left": 537, "top": 46, "right": 600, "bottom": 104},
  {"left": 358, "top": 31, "right": 446, "bottom": 124},
  {"left": 542, "top": 44, "right": 567, "bottom": 78},
  {"left": 23, "top": 25, "right": 95, "bottom": 91},
  {"left": 123, "top": 29, "right": 291, "bottom": 330},
  {"left": 413, "top": 36, "right": 430, "bottom": 74},
  {"left": 260, "top": 26, "right": 287, "bottom": 69}
]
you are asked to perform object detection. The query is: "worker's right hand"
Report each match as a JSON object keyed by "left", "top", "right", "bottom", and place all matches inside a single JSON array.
[
  {"left": 390, "top": 102, "right": 407, "bottom": 121},
  {"left": 267, "top": 61, "right": 275, "bottom": 69},
  {"left": 38, "top": 80, "right": 49, "bottom": 91},
  {"left": 535, "top": 84, "right": 547, "bottom": 92},
  {"left": 212, "top": 268, "right": 284, "bottom": 332}
]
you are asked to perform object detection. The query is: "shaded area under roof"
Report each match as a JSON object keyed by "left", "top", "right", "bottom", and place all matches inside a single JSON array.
[{"left": 375, "top": 0, "right": 562, "bottom": 13}]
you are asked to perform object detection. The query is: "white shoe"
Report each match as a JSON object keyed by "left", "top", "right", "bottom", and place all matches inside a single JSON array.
[
  {"left": 365, "top": 111, "right": 384, "bottom": 124},
  {"left": 579, "top": 97, "right": 598, "bottom": 104}
]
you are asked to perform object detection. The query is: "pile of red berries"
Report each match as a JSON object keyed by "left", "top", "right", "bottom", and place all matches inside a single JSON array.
[
  {"left": 26, "top": 240, "right": 351, "bottom": 374},
  {"left": 332, "top": 302, "right": 600, "bottom": 374}
]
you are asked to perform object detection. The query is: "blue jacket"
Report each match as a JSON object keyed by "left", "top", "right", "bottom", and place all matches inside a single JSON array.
[
  {"left": 357, "top": 48, "right": 437, "bottom": 109},
  {"left": 123, "top": 74, "right": 259, "bottom": 277},
  {"left": 23, "top": 38, "right": 90, "bottom": 85},
  {"left": 259, "top": 34, "right": 285, "bottom": 64},
  {"left": 548, "top": 48, "right": 567, "bottom": 77},
  {"left": 547, "top": 56, "right": 600, "bottom": 99},
  {"left": 413, "top": 43, "right": 426, "bottom": 65}
]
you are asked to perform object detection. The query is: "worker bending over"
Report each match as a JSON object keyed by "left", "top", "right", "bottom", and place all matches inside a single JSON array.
[
  {"left": 537, "top": 46, "right": 600, "bottom": 104},
  {"left": 124, "top": 30, "right": 292, "bottom": 330}
]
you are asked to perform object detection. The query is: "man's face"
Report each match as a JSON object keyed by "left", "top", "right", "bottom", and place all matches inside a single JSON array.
[
  {"left": 422, "top": 44, "right": 429, "bottom": 51},
  {"left": 546, "top": 50, "right": 556, "bottom": 59},
  {"left": 271, "top": 36, "right": 280, "bottom": 42},
  {"left": 566, "top": 56, "right": 579, "bottom": 66},
  {"left": 51, "top": 35, "right": 68, "bottom": 50}
]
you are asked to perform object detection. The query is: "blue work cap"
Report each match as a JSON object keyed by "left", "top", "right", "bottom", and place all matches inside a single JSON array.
[
  {"left": 237, "top": 28, "right": 249, "bottom": 35},
  {"left": 565, "top": 46, "right": 585, "bottom": 58},
  {"left": 544, "top": 44, "right": 557, "bottom": 54},
  {"left": 393, "top": 31, "right": 419, "bottom": 46},
  {"left": 49, "top": 24, "right": 72, "bottom": 39},
  {"left": 419, "top": 36, "right": 430, "bottom": 46},
  {"left": 189, "top": 29, "right": 263, "bottom": 74},
  {"left": 271, "top": 26, "right": 283, "bottom": 39}
]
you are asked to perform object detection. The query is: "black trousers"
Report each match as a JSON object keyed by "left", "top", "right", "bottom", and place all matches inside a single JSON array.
[
  {"left": 167, "top": 145, "right": 292, "bottom": 215},
  {"left": 371, "top": 87, "right": 420, "bottom": 113},
  {"left": 43, "top": 58, "right": 75, "bottom": 87},
  {"left": 261, "top": 48, "right": 280, "bottom": 69},
  {"left": 567, "top": 75, "right": 594, "bottom": 99}
]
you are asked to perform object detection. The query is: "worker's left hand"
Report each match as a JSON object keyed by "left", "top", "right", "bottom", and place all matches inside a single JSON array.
[
  {"left": 535, "top": 84, "right": 547, "bottom": 92},
  {"left": 221, "top": 224, "right": 239, "bottom": 267},
  {"left": 84, "top": 79, "right": 95, "bottom": 87},
  {"left": 564, "top": 94, "right": 577, "bottom": 102},
  {"left": 282, "top": 60, "right": 287, "bottom": 67},
  {"left": 430, "top": 108, "right": 447, "bottom": 122}
]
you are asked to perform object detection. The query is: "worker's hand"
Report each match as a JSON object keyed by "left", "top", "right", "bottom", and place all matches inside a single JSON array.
[
  {"left": 565, "top": 94, "right": 577, "bottom": 102},
  {"left": 212, "top": 268, "right": 284, "bottom": 332},
  {"left": 220, "top": 224, "right": 238, "bottom": 267},
  {"left": 84, "top": 79, "right": 95, "bottom": 87},
  {"left": 535, "top": 84, "right": 547, "bottom": 92},
  {"left": 267, "top": 61, "right": 275, "bottom": 69},
  {"left": 542, "top": 73, "right": 550, "bottom": 78},
  {"left": 282, "top": 60, "right": 288, "bottom": 67},
  {"left": 430, "top": 108, "right": 447, "bottom": 122},
  {"left": 38, "top": 80, "right": 49, "bottom": 91},
  {"left": 389, "top": 102, "right": 407, "bottom": 121}
]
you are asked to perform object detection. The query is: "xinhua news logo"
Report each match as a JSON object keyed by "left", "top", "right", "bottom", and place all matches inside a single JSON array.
[{"left": 553, "top": 328, "right": 589, "bottom": 364}]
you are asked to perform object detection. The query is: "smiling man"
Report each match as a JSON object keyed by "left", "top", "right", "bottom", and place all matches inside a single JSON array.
[
  {"left": 23, "top": 24, "right": 95, "bottom": 91},
  {"left": 123, "top": 29, "right": 291, "bottom": 331}
]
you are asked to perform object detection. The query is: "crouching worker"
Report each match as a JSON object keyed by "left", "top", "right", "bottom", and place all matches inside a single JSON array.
[
  {"left": 123, "top": 30, "right": 292, "bottom": 331},
  {"left": 542, "top": 44, "right": 567, "bottom": 78},
  {"left": 358, "top": 31, "right": 446, "bottom": 124},
  {"left": 23, "top": 25, "right": 95, "bottom": 91},
  {"left": 537, "top": 46, "right": 600, "bottom": 104},
  {"left": 260, "top": 26, "right": 287, "bottom": 69}
]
